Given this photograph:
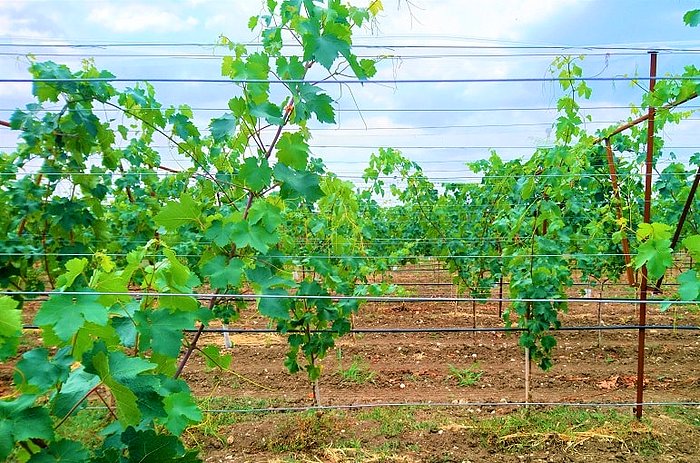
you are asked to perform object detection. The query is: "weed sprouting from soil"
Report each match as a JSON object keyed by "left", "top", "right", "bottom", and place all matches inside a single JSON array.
[
  {"left": 448, "top": 363, "right": 483, "bottom": 387},
  {"left": 337, "top": 353, "right": 377, "bottom": 385}
]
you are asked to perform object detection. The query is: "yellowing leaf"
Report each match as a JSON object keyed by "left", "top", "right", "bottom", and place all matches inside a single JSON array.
[
  {"left": 636, "top": 222, "right": 672, "bottom": 242},
  {"left": 369, "top": 0, "right": 383, "bottom": 16}
]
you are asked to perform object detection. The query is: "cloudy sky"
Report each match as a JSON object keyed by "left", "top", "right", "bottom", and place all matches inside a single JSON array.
[{"left": 1, "top": 0, "right": 700, "bottom": 185}]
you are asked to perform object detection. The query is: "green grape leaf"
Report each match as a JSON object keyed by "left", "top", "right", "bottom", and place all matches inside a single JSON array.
[
  {"left": 261, "top": 26, "right": 283, "bottom": 54},
  {"left": 91, "top": 269, "right": 131, "bottom": 306},
  {"left": 249, "top": 101, "right": 283, "bottom": 125},
  {"left": 158, "top": 295, "right": 201, "bottom": 313},
  {"left": 540, "top": 335, "right": 557, "bottom": 350},
  {"left": 83, "top": 343, "right": 157, "bottom": 426},
  {"left": 276, "top": 55, "right": 306, "bottom": 80},
  {"left": 633, "top": 238, "right": 673, "bottom": 282},
  {"left": 230, "top": 221, "right": 278, "bottom": 253},
  {"left": 0, "top": 296, "right": 21, "bottom": 360},
  {"left": 247, "top": 15, "right": 258, "bottom": 30},
  {"left": 305, "top": 24, "right": 351, "bottom": 69},
  {"left": 155, "top": 193, "right": 203, "bottom": 231},
  {"left": 162, "top": 392, "right": 202, "bottom": 435},
  {"left": 209, "top": 113, "right": 237, "bottom": 142},
  {"left": 205, "top": 220, "right": 235, "bottom": 248},
  {"left": 34, "top": 293, "right": 109, "bottom": 341},
  {"left": 520, "top": 177, "right": 535, "bottom": 200},
  {"left": 684, "top": 9, "right": 700, "bottom": 26},
  {"left": 683, "top": 234, "right": 700, "bottom": 261},
  {"left": 121, "top": 427, "right": 200, "bottom": 463},
  {"left": 238, "top": 156, "right": 272, "bottom": 191},
  {"left": 276, "top": 132, "right": 309, "bottom": 169},
  {"left": 170, "top": 113, "right": 200, "bottom": 140},
  {"left": 246, "top": 265, "right": 295, "bottom": 291},
  {"left": 201, "top": 256, "right": 244, "bottom": 290},
  {"left": 27, "top": 439, "right": 90, "bottom": 463},
  {"left": 678, "top": 270, "right": 700, "bottom": 301},
  {"left": 55, "top": 258, "right": 88, "bottom": 289},
  {"left": 228, "top": 96, "right": 247, "bottom": 116},
  {"left": 14, "top": 347, "right": 72, "bottom": 394},
  {"left": 273, "top": 163, "right": 324, "bottom": 202},
  {"left": 52, "top": 366, "right": 101, "bottom": 419},
  {"left": 293, "top": 84, "right": 335, "bottom": 124},
  {"left": 201, "top": 345, "right": 232, "bottom": 370},
  {"left": 258, "top": 288, "right": 291, "bottom": 320},
  {"left": 0, "top": 396, "right": 55, "bottom": 460},
  {"left": 163, "top": 248, "right": 192, "bottom": 288},
  {"left": 248, "top": 200, "right": 282, "bottom": 229},
  {"left": 135, "top": 309, "right": 201, "bottom": 358}
]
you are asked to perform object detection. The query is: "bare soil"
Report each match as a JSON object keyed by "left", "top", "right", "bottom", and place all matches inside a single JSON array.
[
  {"left": 4, "top": 267, "right": 700, "bottom": 462},
  {"left": 180, "top": 268, "right": 700, "bottom": 462}
]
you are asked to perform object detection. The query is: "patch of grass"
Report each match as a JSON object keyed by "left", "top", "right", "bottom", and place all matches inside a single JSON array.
[
  {"left": 7, "top": 407, "right": 111, "bottom": 462},
  {"left": 663, "top": 406, "right": 700, "bottom": 427},
  {"left": 448, "top": 363, "right": 483, "bottom": 387},
  {"left": 187, "top": 396, "right": 278, "bottom": 446},
  {"left": 338, "top": 355, "right": 377, "bottom": 385},
  {"left": 267, "top": 410, "right": 344, "bottom": 452},
  {"left": 472, "top": 407, "right": 660, "bottom": 455},
  {"left": 358, "top": 407, "right": 415, "bottom": 438},
  {"left": 55, "top": 407, "right": 111, "bottom": 448}
]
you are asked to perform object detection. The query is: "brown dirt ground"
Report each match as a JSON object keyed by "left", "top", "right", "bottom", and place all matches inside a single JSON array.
[
  {"left": 180, "top": 267, "right": 700, "bottom": 462},
  {"left": 4, "top": 266, "right": 700, "bottom": 462}
]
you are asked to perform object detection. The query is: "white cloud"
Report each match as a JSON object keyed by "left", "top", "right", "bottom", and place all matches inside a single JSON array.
[
  {"left": 87, "top": 4, "right": 199, "bottom": 33},
  {"left": 0, "top": 14, "right": 54, "bottom": 41},
  {"left": 362, "top": 0, "right": 581, "bottom": 44}
]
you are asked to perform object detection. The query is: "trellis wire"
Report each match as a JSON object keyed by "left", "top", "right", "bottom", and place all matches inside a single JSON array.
[
  {"left": 1, "top": 42, "right": 698, "bottom": 51},
  {"left": 1, "top": 76, "right": 699, "bottom": 84},
  {"left": 3, "top": 104, "right": 694, "bottom": 113},
  {"left": 18, "top": 324, "right": 700, "bottom": 333},
  {"left": 76, "top": 401, "right": 700, "bottom": 415},
  {"left": 199, "top": 401, "right": 700, "bottom": 414},
  {"left": 3, "top": 290, "right": 697, "bottom": 305}
]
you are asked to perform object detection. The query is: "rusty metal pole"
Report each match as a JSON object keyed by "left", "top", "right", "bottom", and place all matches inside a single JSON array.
[
  {"left": 636, "top": 51, "right": 657, "bottom": 420},
  {"left": 605, "top": 138, "right": 636, "bottom": 286}
]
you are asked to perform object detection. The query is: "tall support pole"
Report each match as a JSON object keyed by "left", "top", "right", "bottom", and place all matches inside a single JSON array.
[
  {"left": 636, "top": 51, "right": 657, "bottom": 420},
  {"left": 605, "top": 138, "right": 635, "bottom": 286}
]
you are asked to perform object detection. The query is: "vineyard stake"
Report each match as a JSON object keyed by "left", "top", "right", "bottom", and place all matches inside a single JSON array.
[
  {"left": 597, "top": 279, "right": 607, "bottom": 348},
  {"left": 524, "top": 347, "right": 531, "bottom": 407},
  {"left": 636, "top": 51, "right": 658, "bottom": 420},
  {"left": 498, "top": 274, "right": 504, "bottom": 318},
  {"left": 604, "top": 138, "right": 635, "bottom": 287}
]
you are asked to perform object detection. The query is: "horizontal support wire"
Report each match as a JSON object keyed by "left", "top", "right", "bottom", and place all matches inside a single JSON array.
[
  {"left": 0, "top": 51, "right": 670, "bottom": 59},
  {"left": 1, "top": 171, "right": 695, "bottom": 179},
  {"left": 3, "top": 104, "right": 690, "bottom": 113},
  {"left": 0, "top": 253, "right": 639, "bottom": 258},
  {"left": 57, "top": 324, "right": 700, "bottom": 334},
  {"left": 1, "top": 76, "right": 699, "bottom": 84},
  {"left": 19, "top": 324, "right": 700, "bottom": 333},
  {"left": 0, "top": 235, "right": 630, "bottom": 243},
  {"left": 3, "top": 291, "right": 696, "bottom": 305},
  {"left": 201, "top": 401, "right": 700, "bottom": 413},
  {"left": 7, "top": 117, "right": 700, "bottom": 135},
  {"left": 77, "top": 401, "right": 700, "bottom": 415},
  {"left": 1, "top": 42, "right": 698, "bottom": 51}
]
